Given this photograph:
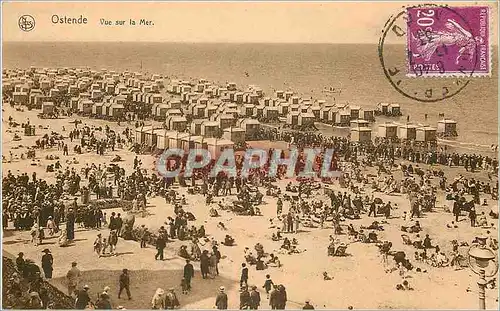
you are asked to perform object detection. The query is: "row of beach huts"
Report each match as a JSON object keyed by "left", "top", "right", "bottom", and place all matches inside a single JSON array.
[
  {"left": 350, "top": 119, "right": 458, "bottom": 143},
  {"left": 3, "top": 67, "right": 458, "bottom": 147}
]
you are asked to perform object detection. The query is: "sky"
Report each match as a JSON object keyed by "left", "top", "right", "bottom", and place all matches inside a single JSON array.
[{"left": 2, "top": 1, "right": 498, "bottom": 44}]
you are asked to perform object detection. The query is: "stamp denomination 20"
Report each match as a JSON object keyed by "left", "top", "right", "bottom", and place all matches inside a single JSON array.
[{"left": 379, "top": 4, "right": 490, "bottom": 103}]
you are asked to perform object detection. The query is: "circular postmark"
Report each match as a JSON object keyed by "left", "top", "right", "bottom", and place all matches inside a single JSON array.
[
  {"left": 379, "top": 4, "right": 480, "bottom": 102},
  {"left": 18, "top": 15, "right": 36, "bottom": 32}
]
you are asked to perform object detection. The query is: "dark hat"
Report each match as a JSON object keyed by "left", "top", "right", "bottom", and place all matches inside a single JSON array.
[{"left": 42, "top": 249, "right": 51, "bottom": 253}]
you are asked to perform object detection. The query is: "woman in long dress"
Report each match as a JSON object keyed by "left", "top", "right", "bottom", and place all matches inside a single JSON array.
[{"left": 209, "top": 253, "right": 218, "bottom": 278}]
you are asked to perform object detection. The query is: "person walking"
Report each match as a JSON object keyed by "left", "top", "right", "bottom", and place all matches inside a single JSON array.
[
  {"left": 249, "top": 285, "right": 261, "bottom": 309},
  {"left": 183, "top": 259, "right": 194, "bottom": 292},
  {"left": 215, "top": 286, "right": 228, "bottom": 310},
  {"left": 269, "top": 285, "right": 279, "bottom": 309},
  {"left": 200, "top": 250, "right": 210, "bottom": 279},
  {"left": 239, "top": 286, "right": 250, "bottom": 310},
  {"left": 263, "top": 274, "right": 274, "bottom": 299},
  {"left": 240, "top": 263, "right": 249, "bottom": 288},
  {"left": 108, "top": 230, "right": 118, "bottom": 256},
  {"left": 469, "top": 206, "right": 477, "bottom": 227},
  {"left": 66, "top": 262, "right": 81, "bottom": 296},
  {"left": 118, "top": 269, "right": 132, "bottom": 300},
  {"left": 41, "top": 249, "right": 53, "bottom": 279},
  {"left": 155, "top": 233, "right": 166, "bottom": 260}
]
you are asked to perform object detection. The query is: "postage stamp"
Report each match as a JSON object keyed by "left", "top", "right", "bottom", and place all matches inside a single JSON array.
[{"left": 406, "top": 5, "right": 490, "bottom": 77}]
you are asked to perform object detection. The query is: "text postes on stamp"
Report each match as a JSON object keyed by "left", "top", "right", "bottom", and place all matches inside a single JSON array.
[
  {"left": 379, "top": 4, "right": 490, "bottom": 103},
  {"left": 407, "top": 5, "right": 490, "bottom": 77}
]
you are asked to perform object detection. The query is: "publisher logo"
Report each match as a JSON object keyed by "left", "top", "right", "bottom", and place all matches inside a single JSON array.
[{"left": 19, "top": 15, "right": 35, "bottom": 32}]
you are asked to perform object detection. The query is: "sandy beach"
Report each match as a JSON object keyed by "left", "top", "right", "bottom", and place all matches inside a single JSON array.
[{"left": 3, "top": 103, "right": 498, "bottom": 309}]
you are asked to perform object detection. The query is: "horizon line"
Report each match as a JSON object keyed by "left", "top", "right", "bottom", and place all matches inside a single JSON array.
[{"left": 3, "top": 40, "right": 403, "bottom": 44}]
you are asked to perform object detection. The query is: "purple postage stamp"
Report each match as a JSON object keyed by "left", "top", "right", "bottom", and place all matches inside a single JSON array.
[{"left": 406, "top": 5, "right": 490, "bottom": 77}]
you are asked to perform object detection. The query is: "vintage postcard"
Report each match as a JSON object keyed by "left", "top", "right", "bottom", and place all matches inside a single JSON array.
[{"left": 1, "top": 1, "right": 498, "bottom": 310}]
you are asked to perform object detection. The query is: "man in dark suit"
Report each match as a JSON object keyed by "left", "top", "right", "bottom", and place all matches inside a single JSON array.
[{"left": 183, "top": 259, "right": 194, "bottom": 291}]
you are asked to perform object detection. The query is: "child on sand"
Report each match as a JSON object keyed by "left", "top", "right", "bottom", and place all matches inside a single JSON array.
[{"left": 181, "top": 278, "right": 189, "bottom": 294}]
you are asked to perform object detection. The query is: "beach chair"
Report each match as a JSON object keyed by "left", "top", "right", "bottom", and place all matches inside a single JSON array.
[{"left": 401, "top": 234, "right": 412, "bottom": 245}]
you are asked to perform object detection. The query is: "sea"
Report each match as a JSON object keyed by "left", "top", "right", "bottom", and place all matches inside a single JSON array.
[{"left": 3, "top": 42, "right": 498, "bottom": 154}]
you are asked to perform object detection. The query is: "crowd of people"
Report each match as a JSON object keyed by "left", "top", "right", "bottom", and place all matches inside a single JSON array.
[{"left": 2, "top": 105, "right": 499, "bottom": 309}]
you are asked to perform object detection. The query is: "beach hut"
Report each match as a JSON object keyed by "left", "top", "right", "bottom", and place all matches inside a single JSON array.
[
  {"left": 350, "top": 119, "right": 369, "bottom": 128},
  {"left": 206, "top": 105, "right": 218, "bottom": 118},
  {"left": 217, "top": 114, "right": 235, "bottom": 129},
  {"left": 399, "top": 124, "right": 417, "bottom": 140},
  {"left": 254, "top": 105, "right": 265, "bottom": 118},
  {"left": 42, "top": 102, "right": 55, "bottom": 115},
  {"left": 223, "top": 127, "right": 246, "bottom": 144},
  {"left": 199, "top": 97, "right": 209, "bottom": 106},
  {"left": 335, "top": 110, "right": 351, "bottom": 126},
  {"left": 350, "top": 127, "right": 372, "bottom": 143},
  {"left": 360, "top": 109, "right": 375, "bottom": 121},
  {"left": 289, "top": 104, "right": 300, "bottom": 113},
  {"left": 169, "top": 116, "right": 188, "bottom": 132},
  {"left": 78, "top": 99, "right": 93, "bottom": 115},
  {"left": 204, "top": 88, "right": 214, "bottom": 98},
  {"left": 205, "top": 138, "right": 235, "bottom": 159},
  {"left": 71, "top": 97, "right": 79, "bottom": 110},
  {"left": 285, "top": 91, "right": 293, "bottom": 101},
  {"left": 196, "top": 84, "right": 205, "bottom": 93},
  {"left": 320, "top": 107, "right": 336, "bottom": 123},
  {"left": 235, "top": 92, "right": 244, "bottom": 104},
  {"left": 286, "top": 111, "right": 300, "bottom": 126},
  {"left": 349, "top": 105, "right": 361, "bottom": 120},
  {"left": 298, "top": 113, "right": 315, "bottom": 126},
  {"left": 167, "top": 109, "right": 183, "bottom": 118},
  {"left": 249, "top": 94, "right": 259, "bottom": 105},
  {"left": 227, "top": 82, "right": 237, "bottom": 91},
  {"left": 201, "top": 121, "right": 221, "bottom": 138},
  {"left": 103, "top": 101, "right": 113, "bottom": 116},
  {"left": 109, "top": 103, "right": 125, "bottom": 118},
  {"left": 416, "top": 126, "right": 437, "bottom": 142},
  {"left": 180, "top": 135, "right": 202, "bottom": 151},
  {"left": 166, "top": 131, "right": 181, "bottom": 149},
  {"left": 278, "top": 102, "right": 290, "bottom": 116},
  {"left": 389, "top": 103, "right": 402, "bottom": 116},
  {"left": 275, "top": 90, "right": 285, "bottom": 99},
  {"left": 290, "top": 96, "right": 300, "bottom": 105},
  {"left": 241, "top": 104, "right": 255, "bottom": 117},
  {"left": 40, "top": 80, "right": 51, "bottom": 90},
  {"left": 170, "top": 100, "right": 182, "bottom": 110},
  {"left": 377, "top": 102, "right": 390, "bottom": 115},
  {"left": 263, "top": 106, "right": 279, "bottom": 120},
  {"left": 437, "top": 119, "right": 458, "bottom": 137},
  {"left": 194, "top": 104, "right": 207, "bottom": 118},
  {"left": 190, "top": 119, "right": 206, "bottom": 135},
  {"left": 154, "top": 103, "right": 168, "bottom": 120},
  {"left": 155, "top": 130, "right": 172, "bottom": 150},
  {"left": 378, "top": 122, "right": 398, "bottom": 138},
  {"left": 238, "top": 118, "right": 260, "bottom": 139},
  {"left": 152, "top": 94, "right": 163, "bottom": 104},
  {"left": 92, "top": 102, "right": 104, "bottom": 117}
]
